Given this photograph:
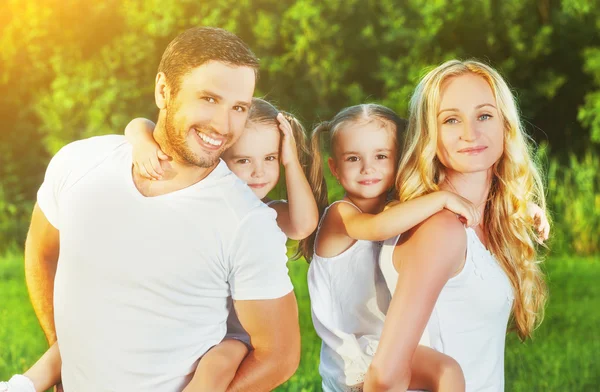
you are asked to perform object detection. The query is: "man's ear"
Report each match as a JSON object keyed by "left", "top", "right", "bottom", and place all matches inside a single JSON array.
[{"left": 155, "top": 72, "right": 170, "bottom": 110}]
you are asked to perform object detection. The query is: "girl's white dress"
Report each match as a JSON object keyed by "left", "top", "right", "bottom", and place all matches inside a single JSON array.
[{"left": 308, "top": 200, "right": 391, "bottom": 391}]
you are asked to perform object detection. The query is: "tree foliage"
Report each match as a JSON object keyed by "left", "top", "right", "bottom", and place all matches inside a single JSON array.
[{"left": 1, "top": 0, "right": 600, "bottom": 250}]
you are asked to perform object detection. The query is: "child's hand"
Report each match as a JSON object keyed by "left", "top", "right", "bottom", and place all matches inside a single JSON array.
[
  {"left": 277, "top": 113, "right": 299, "bottom": 167},
  {"left": 527, "top": 202, "right": 550, "bottom": 242},
  {"left": 133, "top": 141, "right": 169, "bottom": 180},
  {"left": 125, "top": 117, "right": 168, "bottom": 180},
  {"left": 442, "top": 191, "right": 481, "bottom": 227},
  {"left": 0, "top": 375, "right": 35, "bottom": 392}
]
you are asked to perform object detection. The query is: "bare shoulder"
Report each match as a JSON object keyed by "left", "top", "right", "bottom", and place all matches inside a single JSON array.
[
  {"left": 414, "top": 209, "right": 466, "bottom": 242},
  {"left": 394, "top": 210, "right": 467, "bottom": 273},
  {"left": 322, "top": 202, "right": 361, "bottom": 232},
  {"left": 314, "top": 202, "right": 359, "bottom": 257}
]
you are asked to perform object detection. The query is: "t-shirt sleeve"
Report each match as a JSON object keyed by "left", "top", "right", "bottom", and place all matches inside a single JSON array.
[
  {"left": 36, "top": 142, "right": 79, "bottom": 229},
  {"left": 36, "top": 135, "right": 127, "bottom": 229},
  {"left": 228, "top": 207, "right": 294, "bottom": 300}
]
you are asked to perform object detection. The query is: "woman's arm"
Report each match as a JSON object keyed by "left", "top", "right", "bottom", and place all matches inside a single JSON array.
[
  {"left": 270, "top": 114, "right": 318, "bottom": 240},
  {"left": 335, "top": 191, "right": 479, "bottom": 242},
  {"left": 364, "top": 211, "right": 467, "bottom": 391}
]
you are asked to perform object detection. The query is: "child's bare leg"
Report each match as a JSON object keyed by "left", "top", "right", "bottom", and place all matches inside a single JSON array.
[
  {"left": 408, "top": 345, "right": 465, "bottom": 392},
  {"left": 1, "top": 343, "right": 61, "bottom": 392},
  {"left": 25, "top": 342, "right": 62, "bottom": 392},
  {"left": 183, "top": 339, "right": 249, "bottom": 392}
]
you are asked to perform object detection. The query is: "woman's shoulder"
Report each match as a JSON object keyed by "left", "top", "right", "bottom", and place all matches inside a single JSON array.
[
  {"left": 417, "top": 209, "right": 467, "bottom": 239},
  {"left": 395, "top": 210, "right": 467, "bottom": 271}
]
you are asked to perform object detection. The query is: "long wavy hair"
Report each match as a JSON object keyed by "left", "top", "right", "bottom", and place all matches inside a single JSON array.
[{"left": 396, "top": 59, "right": 548, "bottom": 340}]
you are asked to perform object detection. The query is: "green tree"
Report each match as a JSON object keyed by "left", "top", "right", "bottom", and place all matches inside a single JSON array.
[{"left": 1, "top": 0, "right": 600, "bottom": 250}]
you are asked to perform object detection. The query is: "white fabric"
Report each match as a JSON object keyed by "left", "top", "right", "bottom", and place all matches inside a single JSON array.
[
  {"left": 224, "top": 199, "right": 288, "bottom": 346},
  {"left": 308, "top": 200, "right": 391, "bottom": 392},
  {"left": 379, "top": 228, "right": 514, "bottom": 392},
  {"left": 0, "top": 375, "right": 35, "bottom": 392},
  {"left": 36, "top": 135, "right": 293, "bottom": 392}
]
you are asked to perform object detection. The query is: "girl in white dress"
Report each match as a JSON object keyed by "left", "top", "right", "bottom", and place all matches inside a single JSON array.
[
  {"left": 366, "top": 60, "right": 550, "bottom": 392},
  {"left": 303, "top": 103, "right": 484, "bottom": 392}
]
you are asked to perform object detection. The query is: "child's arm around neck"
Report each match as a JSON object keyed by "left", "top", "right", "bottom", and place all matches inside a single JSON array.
[{"left": 334, "top": 191, "right": 478, "bottom": 242}]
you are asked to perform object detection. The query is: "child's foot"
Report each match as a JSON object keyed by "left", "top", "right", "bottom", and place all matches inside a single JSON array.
[{"left": 0, "top": 375, "right": 36, "bottom": 392}]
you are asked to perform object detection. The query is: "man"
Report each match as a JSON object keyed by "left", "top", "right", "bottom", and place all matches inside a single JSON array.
[{"left": 18, "top": 26, "right": 300, "bottom": 391}]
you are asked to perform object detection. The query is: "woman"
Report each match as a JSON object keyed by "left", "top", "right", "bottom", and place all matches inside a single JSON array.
[{"left": 365, "top": 60, "right": 549, "bottom": 391}]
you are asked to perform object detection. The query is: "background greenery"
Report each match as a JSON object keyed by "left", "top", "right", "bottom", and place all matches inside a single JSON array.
[
  {"left": 1, "top": 0, "right": 599, "bottom": 390},
  {"left": 1, "top": 252, "right": 598, "bottom": 391}
]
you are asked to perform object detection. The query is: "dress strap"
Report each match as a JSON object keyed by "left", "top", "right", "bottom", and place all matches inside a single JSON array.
[
  {"left": 313, "top": 199, "right": 363, "bottom": 254},
  {"left": 328, "top": 199, "right": 362, "bottom": 213}
]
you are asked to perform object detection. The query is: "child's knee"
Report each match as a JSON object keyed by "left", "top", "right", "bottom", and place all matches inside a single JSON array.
[
  {"left": 213, "top": 339, "right": 250, "bottom": 361},
  {"left": 436, "top": 356, "right": 465, "bottom": 391}
]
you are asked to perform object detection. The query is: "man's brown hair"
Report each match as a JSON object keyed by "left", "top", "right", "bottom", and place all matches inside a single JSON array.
[{"left": 158, "top": 26, "right": 259, "bottom": 96}]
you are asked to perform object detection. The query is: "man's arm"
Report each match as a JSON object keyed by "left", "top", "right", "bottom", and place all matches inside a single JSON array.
[
  {"left": 25, "top": 203, "right": 60, "bottom": 344},
  {"left": 226, "top": 292, "right": 300, "bottom": 392}
]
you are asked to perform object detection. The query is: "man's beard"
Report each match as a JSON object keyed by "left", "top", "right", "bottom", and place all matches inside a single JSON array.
[{"left": 164, "top": 106, "right": 223, "bottom": 168}]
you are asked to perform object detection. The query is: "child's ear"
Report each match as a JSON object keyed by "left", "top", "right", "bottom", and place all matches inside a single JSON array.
[{"left": 327, "top": 156, "right": 339, "bottom": 182}]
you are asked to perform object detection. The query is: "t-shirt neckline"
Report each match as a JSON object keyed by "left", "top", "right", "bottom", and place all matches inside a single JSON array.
[{"left": 124, "top": 151, "right": 229, "bottom": 200}]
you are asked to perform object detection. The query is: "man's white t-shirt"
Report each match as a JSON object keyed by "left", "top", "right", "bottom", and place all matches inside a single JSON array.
[{"left": 37, "top": 135, "right": 294, "bottom": 392}]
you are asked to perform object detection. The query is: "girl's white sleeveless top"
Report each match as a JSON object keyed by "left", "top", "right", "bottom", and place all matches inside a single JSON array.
[
  {"left": 379, "top": 227, "right": 514, "bottom": 392},
  {"left": 308, "top": 200, "right": 391, "bottom": 392}
]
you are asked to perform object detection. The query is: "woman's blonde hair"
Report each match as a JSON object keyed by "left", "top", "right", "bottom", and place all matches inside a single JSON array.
[
  {"left": 396, "top": 59, "right": 548, "bottom": 340},
  {"left": 299, "top": 104, "right": 407, "bottom": 261}
]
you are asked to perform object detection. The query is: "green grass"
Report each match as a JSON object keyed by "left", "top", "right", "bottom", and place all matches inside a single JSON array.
[{"left": 1, "top": 251, "right": 599, "bottom": 391}]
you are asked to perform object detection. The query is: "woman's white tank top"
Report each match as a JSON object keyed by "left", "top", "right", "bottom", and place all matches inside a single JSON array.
[{"left": 379, "top": 227, "right": 514, "bottom": 392}]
